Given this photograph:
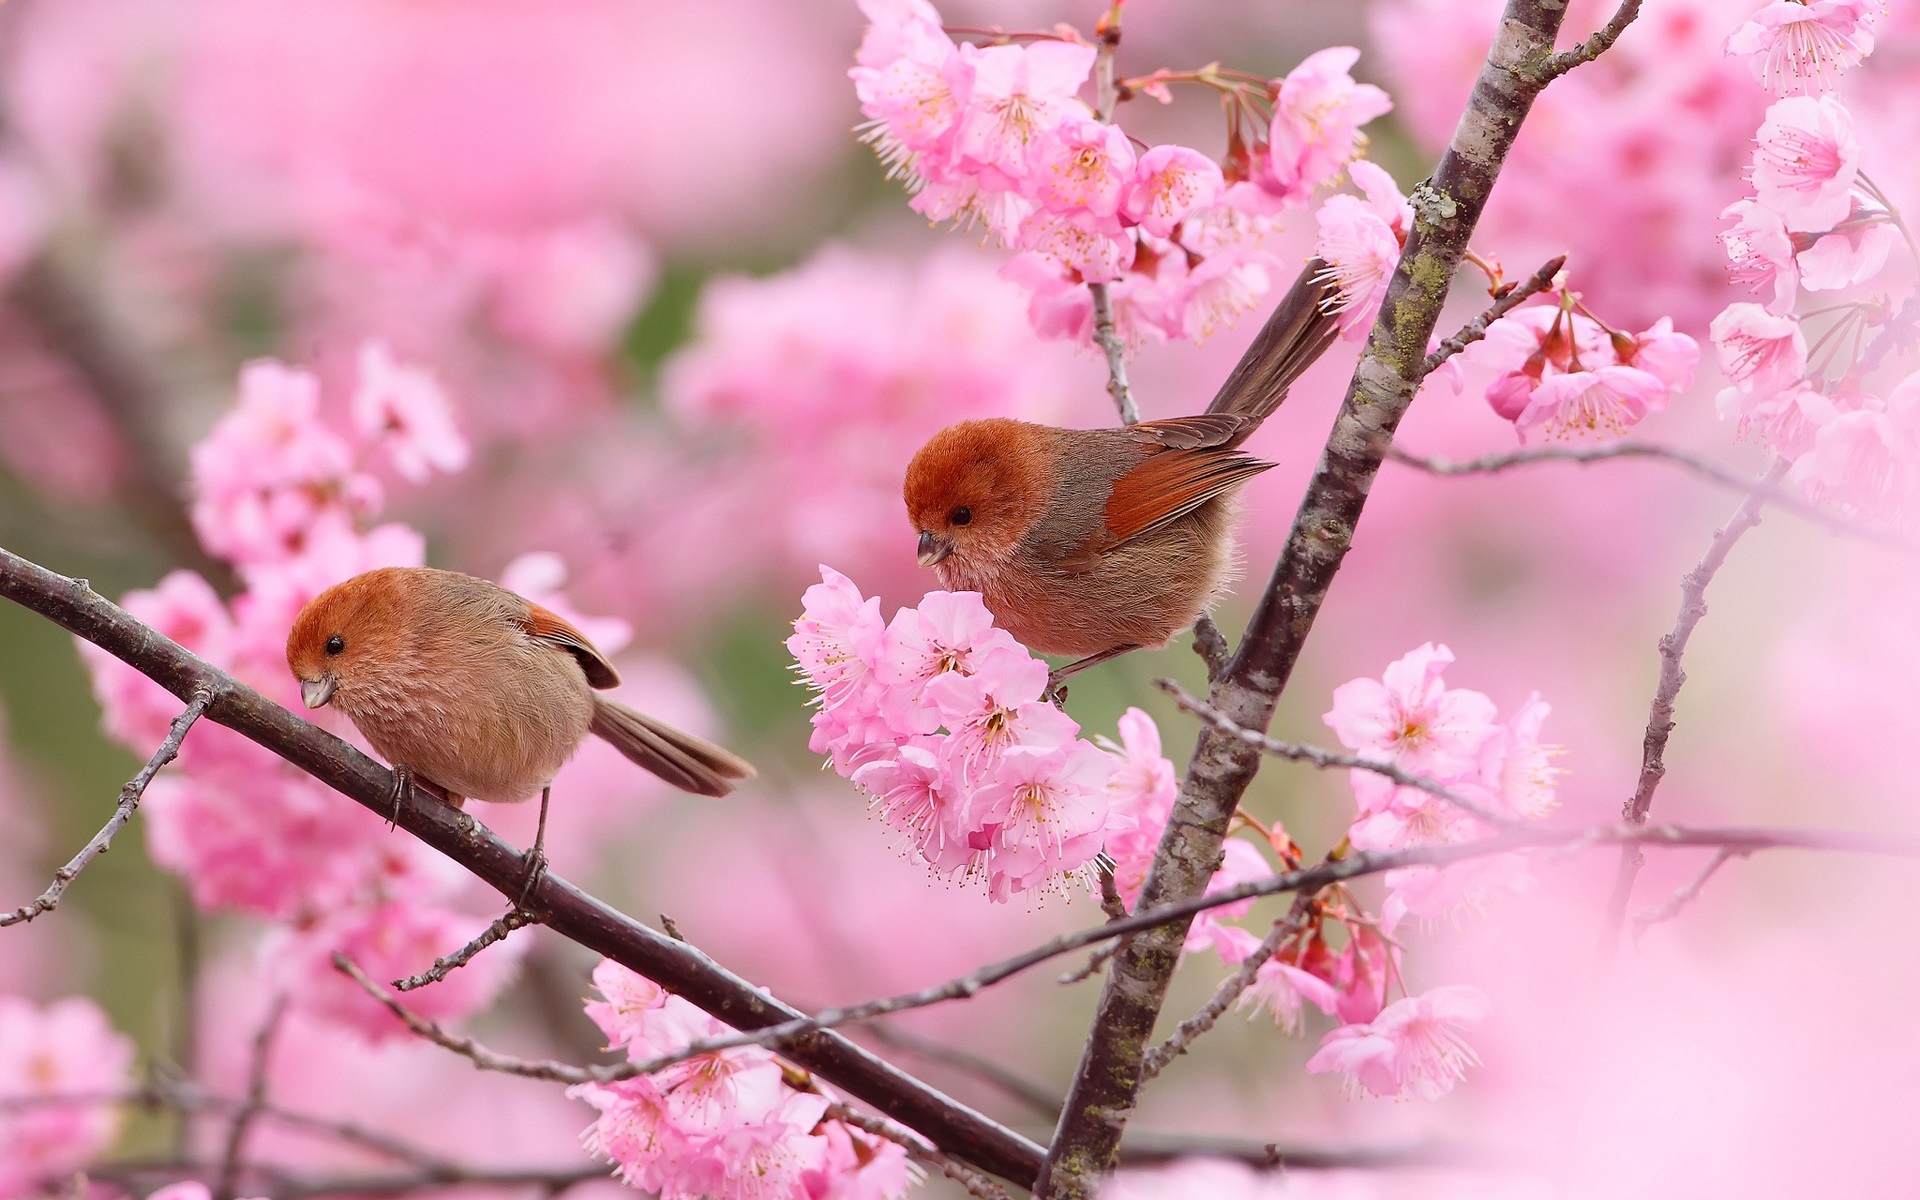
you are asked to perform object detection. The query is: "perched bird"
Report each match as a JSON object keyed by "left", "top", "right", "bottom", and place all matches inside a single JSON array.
[
  {"left": 286, "top": 566, "right": 753, "bottom": 886},
  {"left": 903, "top": 259, "right": 1340, "bottom": 677}
]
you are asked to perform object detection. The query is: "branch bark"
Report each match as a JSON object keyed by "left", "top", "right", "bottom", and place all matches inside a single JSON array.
[
  {"left": 1034, "top": 6, "right": 1592, "bottom": 1193},
  {"left": 0, "top": 545, "right": 1045, "bottom": 1187}
]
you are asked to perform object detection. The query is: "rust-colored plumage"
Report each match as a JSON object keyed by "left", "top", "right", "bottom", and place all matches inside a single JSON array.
[
  {"left": 903, "top": 260, "right": 1340, "bottom": 667},
  {"left": 285, "top": 567, "right": 754, "bottom": 808}
]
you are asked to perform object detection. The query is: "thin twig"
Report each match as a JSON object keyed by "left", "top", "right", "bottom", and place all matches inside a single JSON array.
[
  {"left": 1086, "top": 7, "right": 1138, "bottom": 427},
  {"left": 214, "top": 996, "right": 287, "bottom": 1200},
  {"left": 1536, "top": 0, "right": 1644, "bottom": 81},
  {"left": 1191, "top": 615, "right": 1229, "bottom": 681},
  {"left": 1386, "top": 441, "right": 1916, "bottom": 553},
  {"left": 333, "top": 955, "right": 630, "bottom": 1085},
  {"left": 1139, "top": 901, "right": 1315, "bottom": 1082},
  {"left": 1056, "top": 944, "right": 1117, "bottom": 986},
  {"left": 1424, "top": 254, "right": 1565, "bottom": 372},
  {"left": 1157, "top": 679, "right": 1519, "bottom": 827},
  {"left": 1631, "top": 847, "right": 1747, "bottom": 941},
  {"left": 1, "top": 688, "right": 211, "bottom": 927},
  {"left": 393, "top": 907, "right": 536, "bottom": 992},
  {"left": 1599, "top": 463, "right": 1789, "bottom": 961},
  {"left": 829, "top": 1103, "right": 1010, "bottom": 1200}
]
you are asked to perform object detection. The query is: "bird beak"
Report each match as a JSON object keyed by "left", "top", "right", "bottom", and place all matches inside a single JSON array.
[
  {"left": 301, "top": 675, "right": 338, "bottom": 709},
  {"left": 916, "top": 531, "right": 951, "bottom": 569}
]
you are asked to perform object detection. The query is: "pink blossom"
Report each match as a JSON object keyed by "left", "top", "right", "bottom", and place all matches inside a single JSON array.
[
  {"left": 1480, "top": 693, "right": 1561, "bottom": 820},
  {"left": 583, "top": 958, "right": 668, "bottom": 1054},
  {"left": 852, "top": 8, "right": 966, "bottom": 184},
  {"left": 1314, "top": 923, "right": 1396, "bottom": 1026},
  {"left": 999, "top": 251, "right": 1094, "bottom": 342},
  {"left": 968, "top": 741, "right": 1115, "bottom": 900},
  {"left": 1711, "top": 302, "right": 1808, "bottom": 397},
  {"left": 1312, "top": 162, "right": 1408, "bottom": 340},
  {"left": 1101, "top": 708, "right": 1178, "bottom": 906},
  {"left": 1720, "top": 378, "right": 1833, "bottom": 460},
  {"left": 1172, "top": 248, "right": 1274, "bottom": 344},
  {"left": 1790, "top": 407, "right": 1911, "bottom": 519},
  {"left": 1185, "top": 838, "right": 1276, "bottom": 961},
  {"left": 1262, "top": 47, "right": 1394, "bottom": 205},
  {"left": 351, "top": 340, "right": 468, "bottom": 483},
  {"left": 1304, "top": 984, "right": 1491, "bottom": 1100},
  {"left": 1720, "top": 199, "right": 1800, "bottom": 314},
  {"left": 923, "top": 646, "right": 1075, "bottom": 786},
  {"left": 1346, "top": 771, "right": 1486, "bottom": 853},
  {"left": 1121, "top": 144, "right": 1223, "bottom": 239},
  {"left": 853, "top": 740, "right": 973, "bottom": 872},
  {"left": 1014, "top": 209, "right": 1134, "bottom": 282},
  {"left": 1726, "top": 0, "right": 1879, "bottom": 97},
  {"left": 1324, "top": 643, "right": 1499, "bottom": 778},
  {"left": 0, "top": 995, "right": 133, "bottom": 1194},
  {"left": 1516, "top": 364, "right": 1670, "bottom": 442},
  {"left": 1237, "top": 959, "right": 1342, "bottom": 1034},
  {"left": 951, "top": 40, "right": 1095, "bottom": 182},
  {"left": 483, "top": 217, "right": 658, "bottom": 353},
  {"left": 81, "top": 569, "right": 234, "bottom": 754},
  {"left": 876, "top": 590, "right": 1019, "bottom": 734},
  {"left": 1797, "top": 212, "right": 1898, "bottom": 291},
  {"left": 1382, "top": 854, "right": 1534, "bottom": 934},
  {"left": 1030, "top": 116, "right": 1135, "bottom": 222},
  {"left": 805, "top": 1117, "right": 917, "bottom": 1200},
  {"left": 1751, "top": 95, "right": 1860, "bottom": 233},
  {"left": 788, "top": 567, "right": 888, "bottom": 718},
  {"left": 1618, "top": 317, "right": 1700, "bottom": 394}
]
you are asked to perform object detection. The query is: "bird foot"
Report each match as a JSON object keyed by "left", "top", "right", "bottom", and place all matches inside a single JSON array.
[
  {"left": 516, "top": 847, "right": 548, "bottom": 908},
  {"left": 387, "top": 764, "right": 415, "bottom": 830}
]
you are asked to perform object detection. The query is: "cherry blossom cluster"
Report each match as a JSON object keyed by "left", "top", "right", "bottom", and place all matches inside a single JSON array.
[
  {"left": 79, "top": 348, "right": 540, "bottom": 1039},
  {"left": 1453, "top": 289, "right": 1701, "bottom": 442},
  {"left": 0, "top": 995, "right": 131, "bottom": 1195},
  {"left": 571, "top": 960, "right": 915, "bottom": 1200},
  {"left": 790, "top": 569, "right": 1142, "bottom": 903},
  {"left": 852, "top": 0, "right": 1390, "bottom": 347},
  {"left": 1709, "top": 2, "right": 1920, "bottom": 523}
]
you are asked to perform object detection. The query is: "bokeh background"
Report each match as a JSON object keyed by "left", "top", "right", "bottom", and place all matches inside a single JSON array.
[{"left": 2, "top": 0, "right": 1918, "bottom": 1196}]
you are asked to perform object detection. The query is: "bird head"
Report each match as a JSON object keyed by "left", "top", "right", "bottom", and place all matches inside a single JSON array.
[
  {"left": 902, "top": 418, "right": 1054, "bottom": 574},
  {"left": 285, "top": 567, "right": 409, "bottom": 710}
]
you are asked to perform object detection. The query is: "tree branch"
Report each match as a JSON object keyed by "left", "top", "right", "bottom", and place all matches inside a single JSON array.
[
  {"left": 1631, "top": 846, "right": 1747, "bottom": 941},
  {"left": 1087, "top": 11, "right": 1137, "bottom": 426},
  {"left": 1424, "top": 253, "right": 1565, "bottom": 372},
  {"left": 1598, "top": 463, "right": 1788, "bottom": 961},
  {"left": 0, "top": 545, "right": 1044, "bottom": 1188},
  {"left": 1536, "top": 0, "right": 1644, "bottom": 81},
  {"left": 392, "top": 907, "right": 535, "bottom": 992},
  {"left": 1032, "top": 6, "right": 1699, "bottom": 1187},
  {"left": 1138, "top": 903, "right": 1314, "bottom": 1082},
  {"left": 1, "top": 687, "right": 210, "bottom": 927}
]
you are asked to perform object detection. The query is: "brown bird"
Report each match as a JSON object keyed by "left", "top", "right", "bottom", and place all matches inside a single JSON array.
[
  {"left": 903, "top": 259, "right": 1340, "bottom": 679},
  {"left": 286, "top": 566, "right": 754, "bottom": 889}
]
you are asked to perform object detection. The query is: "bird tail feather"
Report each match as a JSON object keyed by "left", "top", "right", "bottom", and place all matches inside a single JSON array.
[
  {"left": 1205, "top": 256, "right": 1341, "bottom": 431},
  {"left": 589, "top": 698, "right": 755, "bottom": 798}
]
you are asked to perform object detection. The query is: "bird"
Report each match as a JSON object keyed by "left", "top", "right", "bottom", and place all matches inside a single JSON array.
[
  {"left": 285, "top": 566, "right": 754, "bottom": 893},
  {"left": 902, "top": 259, "right": 1340, "bottom": 680}
]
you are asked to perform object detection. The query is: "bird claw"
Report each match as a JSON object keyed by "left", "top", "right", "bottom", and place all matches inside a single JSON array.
[
  {"left": 387, "top": 764, "right": 415, "bottom": 830},
  {"left": 516, "top": 847, "right": 548, "bottom": 908}
]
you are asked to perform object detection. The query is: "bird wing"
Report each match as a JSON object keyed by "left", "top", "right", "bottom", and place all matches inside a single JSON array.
[
  {"left": 1102, "top": 448, "right": 1276, "bottom": 547},
  {"left": 1124, "top": 414, "right": 1253, "bottom": 450},
  {"left": 516, "top": 602, "right": 622, "bottom": 689}
]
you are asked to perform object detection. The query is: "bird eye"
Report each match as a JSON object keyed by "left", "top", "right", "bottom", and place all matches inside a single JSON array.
[
  {"left": 325, "top": 635, "right": 345, "bottom": 656},
  {"left": 951, "top": 506, "right": 972, "bottom": 527}
]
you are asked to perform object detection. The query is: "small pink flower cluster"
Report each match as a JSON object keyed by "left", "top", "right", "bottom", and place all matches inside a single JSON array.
[
  {"left": 852, "top": 0, "right": 1390, "bottom": 346},
  {"left": 791, "top": 569, "right": 1133, "bottom": 903},
  {"left": 1310, "top": 160, "right": 1412, "bottom": 343},
  {"left": 1459, "top": 299, "right": 1700, "bottom": 442},
  {"left": 0, "top": 995, "right": 132, "bottom": 1195},
  {"left": 571, "top": 960, "right": 915, "bottom": 1200},
  {"left": 1711, "top": 6, "right": 1920, "bottom": 523},
  {"left": 81, "top": 351, "right": 534, "bottom": 1040}
]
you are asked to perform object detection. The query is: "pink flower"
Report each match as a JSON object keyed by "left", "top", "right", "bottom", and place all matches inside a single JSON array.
[
  {"left": 1516, "top": 364, "right": 1670, "bottom": 441},
  {"left": 1790, "top": 407, "right": 1911, "bottom": 519},
  {"left": 1100, "top": 708, "right": 1178, "bottom": 905},
  {"left": 1797, "top": 211, "right": 1898, "bottom": 291},
  {"left": 0, "top": 996, "right": 133, "bottom": 1194},
  {"left": 1618, "top": 317, "right": 1700, "bottom": 393},
  {"left": 1324, "top": 643, "right": 1499, "bottom": 778},
  {"left": 350, "top": 341, "right": 468, "bottom": 483},
  {"left": 1726, "top": 0, "right": 1879, "bottom": 97},
  {"left": 1262, "top": 47, "right": 1394, "bottom": 205},
  {"left": 1720, "top": 199, "right": 1800, "bottom": 314},
  {"left": 853, "top": 740, "right": 973, "bottom": 872},
  {"left": 876, "top": 590, "right": 1020, "bottom": 734},
  {"left": 1000, "top": 251, "right": 1094, "bottom": 342},
  {"left": 1720, "top": 378, "right": 1833, "bottom": 460},
  {"left": 806, "top": 1117, "right": 917, "bottom": 1200},
  {"left": 1382, "top": 854, "right": 1533, "bottom": 934},
  {"left": 1121, "top": 144, "right": 1223, "bottom": 239},
  {"left": 1346, "top": 771, "right": 1486, "bottom": 852},
  {"left": 583, "top": 958, "right": 668, "bottom": 1054},
  {"left": 852, "top": 3, "right": 965, "bottom": 182},
  {"left": 1712, "top": 302, "right": 1808, "bottom": 397},
  {"left": 969, "top": 741, "right": 1115, "bottom": 900},
  {"left": 1480, "top": 693, "right": 1561, "bottom": 819},
  {"left": 924, "top": 646, "right": 1076, "bottom": 786},
  {"left": 1014, "top": 209, "right": 1135, "bottom": 282},
  {"left": 1030, "top": 116, "right": 1135, "bottom": 222},
  {"left": 80, "top": 569, "right": 234, "bottom": 755},
  {"left": 1171, "top": 248, "right": 1274, "bottom": 343},
  {"left": 1312, "top": 160, "right": 1407, "bottom": 341},
  {"left": 1751, "top": 95, "right": 1860, "bottom": 233},
  {"left": 1237, "top": 959, "right": 1342, "bottom": 1034},
  {"left": 951, "top": 40, "right": 1095, "bottom": 182},
  {"left": 1304, "top": 984, "right": 1491, "bottom": 1100},
  {"left": 789, "top": 567, "right": 888, "bottom": 717}
]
